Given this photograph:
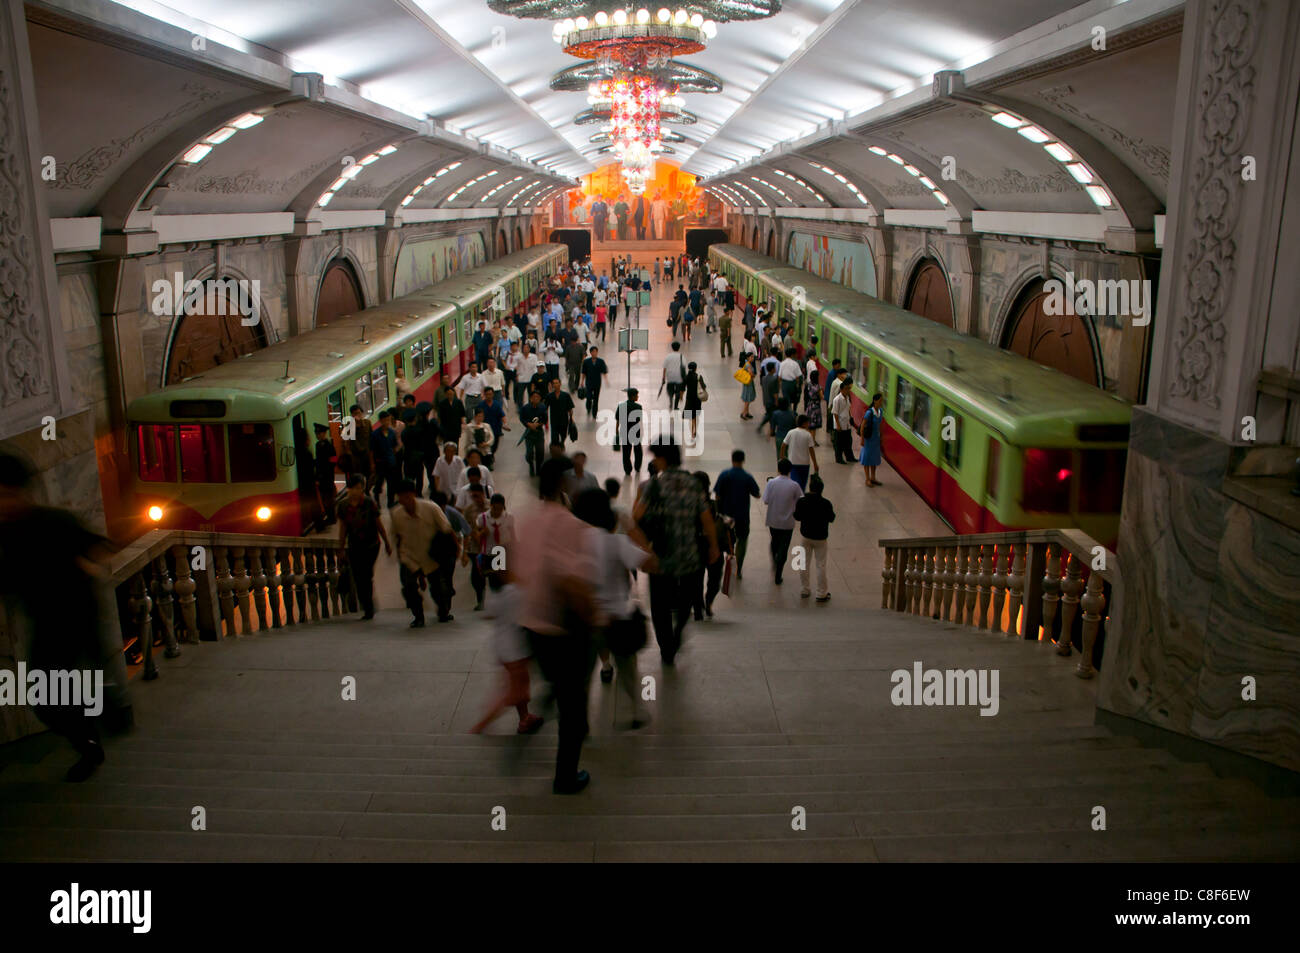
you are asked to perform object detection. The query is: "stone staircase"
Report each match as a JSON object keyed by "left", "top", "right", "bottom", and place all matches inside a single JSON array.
[{"left": 2, "top": 605, "right": 1297, "bottom": 862}]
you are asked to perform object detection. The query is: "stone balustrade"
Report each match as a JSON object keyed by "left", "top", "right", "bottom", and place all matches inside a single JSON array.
[
  {"left": 105, "top": 531, "right": 354, "bottom": 681},
  {"left": 878, "top": 530, "right": 1118, "bottom": 679}
]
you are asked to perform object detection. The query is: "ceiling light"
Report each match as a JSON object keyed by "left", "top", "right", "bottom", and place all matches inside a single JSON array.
[
  {"left": 613, "top": 10, "right": 628, "bottom": 25},
  {"left": 595, "top": 11, "right": 608, "bottom": 25},
  {"left": 868, "top": 146, "right": 887, "bottom": 156},
  {"left": 318, "top": 191, "right": 335, "bottom": 207},
  {"left": 991, "top": 111, "right": 1024, "bottom": 128},
  {"left": 637, "top": 9, "right": 650, "bottom": 24},
  {"left": 181, "top": 143, "right": 212, "bottom": 163},
  {"left": 575, "top": 15, "right": 588, "bottom": 28},
  {"left": 359, "top": 154, "right": 380, "bottom": 165},
  {"left": 886, "top": 153, "right": 904, "bottom": 164},
  {"left": 341, "top": 165, "right": 362, "bottom": 179},
  {"left": 378, "top": 144, "right": 398, "bottom": 155},
  {"left": 330, "top": 176, "right": 348, "bottom": 191},
  {"left": 690, "top": 13, "right": 704, "bottom": 27},
  {"left": 919, "top": 176, "right": 935, "bottom": 188},
  {"left": 933, "top": 191, "right": 949, "bottom": 205},
  {"left": 1085, "top": 185, "right": 1113, "bottom": 207},
  {"left": 657, "top": 8, "right": 671, "bottom": 22},
  {"left": 1064, "top": 162, "right": 1092, "bottom": 183},
  {"left": 903, "top": 164, "right": 921, "bottom": 176},
  {"left": 231, "top": 113, "right": 264, "bottom": 130},
  {"left": 203, "top": 127, "right": 237, "bottom": 145},
  {"left": 1017, "top": 125, "right": 1049, "bottom": 143},
  {"left": 674, "top": 9, "right": 688, "bottom": 25},
  {"left": 1043, "top": 142, "right": 1074, "bottom": 162}
]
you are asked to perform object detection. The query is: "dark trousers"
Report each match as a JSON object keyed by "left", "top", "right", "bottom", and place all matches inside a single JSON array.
[
  {"left": 781, "top": 378, "right": 801, "bottom": 412},
  {"left": 35, "top": 704, "right": 102, "bottom": 760},
  {"left": 697, "top": 557, "right": 723, "bottom": 614},
  {"left": 317, "top": 479, "right": 337, "bottom": 524},
  {"left": 370, "top": 462, "right": 397, "bottom": 507},
  {"left": 399, "top": 564, "right": 427, "bottom": 624},
  {"left": 347, "top": 544, "right": 379, "bottom": 616},
  {"left": 470, "top": 559, "right": 486, "bottom": 605},
  {"left": 648, "top": 571, "right": 700, "bottom": 662},
  {"left": 567, "top": 366, "right": 581, "bottom": 393},
  {"left": 733, "top": 520, "right": 751, "bottom": 574},
  {"left": 834, "top": 427, "right": 852, "bottom": 463},
  {"left": 525, "top": 434, "right": 545, "bottom": 475},
  {"left": 757, "top": 402, "right": 776, "bottom": 433},
  {"left": 585, "top": 384, "right": 601, "bottom": 415},
  {"left": 667, "top": 382, "right": 683, "bottom": 409},
  {"left": 621, "top": 442, "right": 644, "bottom": 474},
  {"left": 528, "top": 629, "right": 595, "bottom": 785},
  {"left": 769, "top": 528, "right": 794, "bottom": 581}
]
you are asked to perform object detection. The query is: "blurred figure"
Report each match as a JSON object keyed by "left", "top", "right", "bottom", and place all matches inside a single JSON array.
[
  {"left": 0, "top": 453, "right": 125, "bottom": 781},
  {"left": 515, "top": 459, "right": 598, "bottom": 793},
  {"left": 469, "top": 569, "right": 543, "bottom": 735},
  {"left": 693, "top": 470, "right": 732, "bottom": 620},
  {"left": 313, "top": 423, "right": 338, "bottom": 526},
  {"left": 337, "top": 473, "right": 391, "bottom": 620}
]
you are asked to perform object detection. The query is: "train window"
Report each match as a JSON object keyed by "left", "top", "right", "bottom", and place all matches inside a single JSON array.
[
  {"left": 422, "top": 335, "right": 436, "bottom": 375},
  {"left": 1080, "top": 448, "right": 1127, "bottom": 512},
  {"left": 845, "top": 342, "right": 862, "bottom": 387},
  {"left": 911, "top": 388, "right": 932, "bottom": 443},
  {"left": 986, "top": 438, "right": 1001, "bottom": 501},
  {"left": 875, "top": 362, "right": 889, "bottom": 399},
  {"left": 371, "top": 364, "right": 389, "bottom": 409},
  {"left": 327, "top": 389, "right": 344, "bottom": 424},
  {"left": 393, "top": 350, "right": 404, "bottom": 383},
  {"left": 894, "top": 376, "right": 913, "bottom": 422},
  {"left": 137, "top": 424, "right": 177, "bottom": 482},
  {"left": 179, "top": 423, "right": 227, "bottom": 483},
  {"left": 463, "top": 312, "right": 472, "bottom": 349},
  {"left": 860, "top": 354, "right": 871, "bottom": 387},
  {"left": 229, "top": 423, "right": 276, "bottom": 482},
  {"left": 169, "top": 399, "right": 225, "bottom": 418},
  {"left": 410, "top": 341, "right": 424, "bottom": 378},
  {"left": 941, "top": 406, "right": 963, "bottom": 468},
  {"left": 1022, "top": 448, "right": 1074, "bottom": 513},
  {"left": 355, "top": 372, "right": 372, "bottom": 414}
]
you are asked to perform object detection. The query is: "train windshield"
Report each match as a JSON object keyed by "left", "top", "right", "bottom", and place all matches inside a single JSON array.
[
  {"left": 1022, "top": 448, "right": 1074, "bottom": 512},
  {"left": 229, "top": 424, "right": 276, "bottom": 482}
]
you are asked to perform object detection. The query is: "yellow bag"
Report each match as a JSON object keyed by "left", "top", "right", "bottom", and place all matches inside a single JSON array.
[{"left": 733, "top": 367, "right": 753, "bottom": 386}]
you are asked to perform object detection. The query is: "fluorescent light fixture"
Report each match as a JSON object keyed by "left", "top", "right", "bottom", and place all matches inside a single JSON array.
[
  {"left": 318, "top": 191, "right": 335, "bottom": 207},
  {"left": 401, "top": 195, "right": 415, "bottom": 207},
  {"left": 330, "top": 176, "right": 349, "bottom": 191},
  {"left": 1044, "top": 142, "right": 1074, "bottom": 162},
  {"left": 423, "top": 176, "right": 436, "bottom": 185},
  {"left": 181, "top": 143, "right": 212, "bottom": 163},
  {"left": 991, "top": 112, "right": 1023, "bottom": 128},
  {"left": 341, "top": 165, "right": 362, "bottom": 179},
  {"left": 359, "top": 154, "right": 380, "bottom": 165},
  {"left": 868, "top": 146, "right": 887, "bottom": 156},
  {"left": 934, "top": 191, "right": 949, "bottom": 205},
  {"left": 1085, "top": 185, "right": 1113, "bottom": 207},
  {"left": 919, "top": 176, "right": 935, "bottom": 189},
  {"left": 887, "top": 154, "right": 905, "bottom": 165},
  {"left": 203, "top": 127, "right": 237, "bottom": 145},
  {"left": 378, "top": 145, "right": 398, "bottom": 155},
  {"left": 1064, "top": 163, "right": 1093, "bottom": 183},
  {"left": 231, "top": 113, "right": 264, "bottom": 129},
  {"left": 903, "top": 165, "right": 921, "bottom": 176},
  {"left": 1017, "top": 125, "right": 1050, "bottom": 143}
]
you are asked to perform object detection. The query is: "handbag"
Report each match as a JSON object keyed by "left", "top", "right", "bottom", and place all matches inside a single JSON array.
[
  {"left": 568, "top": 420, "right": 578, "bottom": 442},
  {"left": 577, "top": 386, "right": 586, "bottom": 400},
  {"left": 606, "top": 606, "right": 648, "bottom": 657},
  {"left": 733, "top": 367, "right": 752, "bottom": 386},
  {"left": 720, "top": 553, "right": 735, "bottom": 597},
  {"left": 698, "top": 379, "right": 709, "bottom": 402}
]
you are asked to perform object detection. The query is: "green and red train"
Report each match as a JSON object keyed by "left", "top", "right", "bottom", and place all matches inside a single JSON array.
[
  {"left": 710, "top": 243, "right": 1131, "bottom": 543},
  {"left": 125, "top": 244, "right": 566, "bottom": 537}
]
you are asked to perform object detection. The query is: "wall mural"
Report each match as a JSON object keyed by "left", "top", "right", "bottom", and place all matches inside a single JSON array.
[
  {"left": 392, "top": 233, "right": 486, "bottom": 297},
  {"left": 787, "top": 231, "right": 877, "bottom": 296},
  {"left": 550, "top": 163, "right": 724, "bottom": 241}
]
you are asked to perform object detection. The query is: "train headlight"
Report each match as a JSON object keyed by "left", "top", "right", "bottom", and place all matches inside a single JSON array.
[
  {"left": 147, "top": 505, "right": 164, "bottom": 522},
  {"left": 255, "top": 506, "right": 272, "bottom": 522}
]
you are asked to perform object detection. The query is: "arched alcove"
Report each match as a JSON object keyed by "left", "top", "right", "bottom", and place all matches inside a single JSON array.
[
  {"left": 315, "top": 257, "right": 365, "bottom": 328},
  {"left": 164, "top": 279, "right": 268, "bottom": 385},
  {"left": 905, "top": 258, "right": 954, "bottom": 328},
  {"left": 1001, "top": 278, "right": 1101, "bottom": 387}
]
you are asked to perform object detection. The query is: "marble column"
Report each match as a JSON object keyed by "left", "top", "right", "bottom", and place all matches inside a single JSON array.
[{"left": 1098, "top": 0, "right": 1300, "bottom": 774}]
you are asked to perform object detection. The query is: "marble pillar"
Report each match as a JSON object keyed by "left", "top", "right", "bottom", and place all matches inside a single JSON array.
[{"left": 1099, "top": 0, "right": 1300, "bottom": 774}]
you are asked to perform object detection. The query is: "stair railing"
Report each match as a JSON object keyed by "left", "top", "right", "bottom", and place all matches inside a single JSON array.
[
  {"left": 878, "top": 530, "right": 1118, "bottom": 679},
  {"left": 104, "top": 530, "right": 353, "bottom": 681}
]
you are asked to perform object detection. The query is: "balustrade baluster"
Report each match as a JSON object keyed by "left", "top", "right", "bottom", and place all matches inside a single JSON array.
[
  {"left": 990, "top": 545, "right": 1008, "bottom": 634},
  {"left": 963, "top": 545, "right": 980, "bottom": 627},
  {"left": 305, "top": 548, "right": 321, "bottom": 621},
  {"left": 265, "top": 547, "right": 283, "bottom": 628},
  {"left": 150, "top": 554, "right": 181, "bottom": 658},
  {"left": 128, "top": 571, "right": 157, "bottom": 680},
  {"left": 249, "top": 548, "right": 270, "bottom": 632},
  {"left": 920, "top": 547, "right": 935, "bottom": 618},
  {"left": 975, "top": 545, "right": 993, "bottom": 629},
  {"left": 292, "top": 548, "right": 309, "bottom": 622},
  {"left": 1077, "top": 571, "right": 1106, "bottom": 679},
  {"left": 1006, "top": 546, "right": 1025, "bottom": 638},
  {"left": 1040, "top": 543, "right": 1062, "bottom": 643},
  {"left": 900, "top": 550, "right": 914, "bottom": 613},
  {"left": 881, "top": 548, "right": 894, "bottom": 609},
  {"left": 170, "top": 544, "right": 200, "bottom": 643},
  {"left": 951, "top": 546, "right": 967, "bottom": 623},
  {"left": 932, "top": 548, "right": 949, "bottom": 619},
  {"left": 230, "top": 547, "right": 252, "bottom": 635},
  {"left": 315, "top": 548, "right": 331, "bottom": 620},
  {"left": 1057, "top": 553, "right": 1085, "bottom": 657},
  {"left": 214, "top": 546, "right": 235, "bottom": 638},
  {"left": 943, "top": 546, "right": 959, "bottom": 621},
  {"left": 326, "top": 548, "right": 342, "bottom": 615},
  {"left": 910, "top": 550, "right": 923, "bottom": 615}
]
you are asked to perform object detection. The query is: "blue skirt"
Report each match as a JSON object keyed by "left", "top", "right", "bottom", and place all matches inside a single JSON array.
[
  {"left": 859, "top": 421, "right": 882, "bottom": 466},
  {"left": 741, "top": 381, "right": 756, "bottom": 401}
]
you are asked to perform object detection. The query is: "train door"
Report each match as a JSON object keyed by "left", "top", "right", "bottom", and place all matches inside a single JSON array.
[
  {"left": 980, "top": 436, "right": 1003, "bottom": 532},
  {"left": 936, "top": 404, "right": 969, "bottom": 531},
  {"left": 436, "top": 325, "right": 448, "bottom": 381},
  {"left": 291, "top": 413, "right": 317, "bottom": 534}
]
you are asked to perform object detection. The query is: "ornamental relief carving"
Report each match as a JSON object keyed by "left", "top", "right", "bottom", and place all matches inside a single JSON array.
[
  {"left": 1168, "top": 0, "right": 1256, "bottom": 409},
  {"left": 0, "top": 20, "right": 52, "bottom": 406},
  {"left": 1036, "top": 84, "right": 1171, "bottom": 182},
  {"left": 48, "top": 82, "right": 224, "bottom": 191}
]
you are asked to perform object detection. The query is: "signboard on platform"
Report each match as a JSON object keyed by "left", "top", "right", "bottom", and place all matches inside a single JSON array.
[{"left": 618, "top": 327, "right": 650, "bottom": 352}]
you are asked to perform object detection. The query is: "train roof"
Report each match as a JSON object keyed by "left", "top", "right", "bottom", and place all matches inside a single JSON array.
[
  {"left": 711, "top": 243, "right": 1131, "bottom": 442},
  {"left": 129, "top": 244, "right": 566, "bottom": 423}
]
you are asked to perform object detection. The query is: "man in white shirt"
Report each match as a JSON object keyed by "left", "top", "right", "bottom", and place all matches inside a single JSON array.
[
  {"left": 457, "top": 364, "right": 485, "bottom": 418},
  {"left": 432, "top": 442, "right": 467, "bottom": 500},
  {"left": 390, "top": 480, "right": 456, "bottom": 626},
  {"left": 781, "top": 414, "right": 819, "bottom": 490},
  {"left": 543, "top": 339, "right": 562, "bottom": 381},
  {"left": 660, "top": 340, "right": 686, "bottom": 410},
  {"left": 712, "top": 272, "right": 728, "bottom": 296},
  {"left": 830, "top": 379, "right": 855, "bottom": 464},
  {"left": 454, "top": 465, "right": 494, "bottom": 509},
  {"left": 762, "top": 459, "right": 804, "bottom": 586},
  {"left": 480, "top": 357, "right": 505, "bottom": 404},
  {"left": 778, "top": 351, "right": 803, "bottom": 410}
]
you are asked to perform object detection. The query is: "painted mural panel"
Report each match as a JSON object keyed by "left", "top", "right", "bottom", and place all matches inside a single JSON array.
[
  {"left": 787, "top": 231, "right": 877, "bottom": 296},
  {"left": 550, "top": 163, "right": 724, "bottom": 241},
  {"left": 392, "top": 233, "right": 487, "bottom": 297}
]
